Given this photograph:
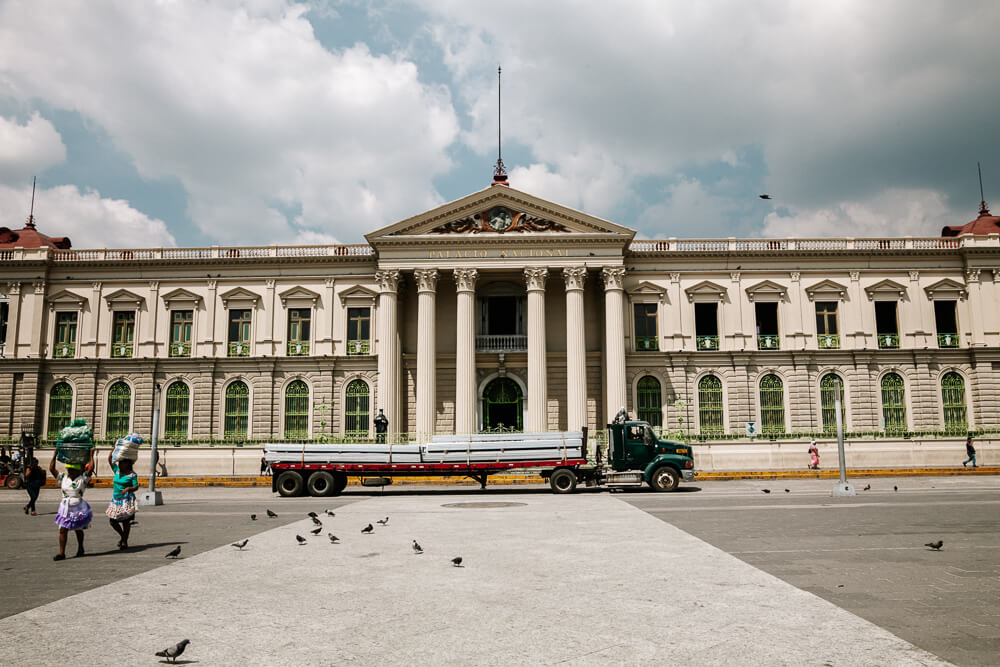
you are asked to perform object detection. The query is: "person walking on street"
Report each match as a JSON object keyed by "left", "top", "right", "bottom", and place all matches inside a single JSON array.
[
  {"left": 963, "top": 434, "right": 977, "bottom": 468},
  {"left": 49, "top": 452, "right": 94, "bottom": 560},
  {"left": 105, "top": 451, "right": 139, "bottom": 549},
  {"left": 808, "top": 440, "right": 820, "bottom": 470},
  {"left": 23, "top": 457, "right": 46, "bottom": 515}
]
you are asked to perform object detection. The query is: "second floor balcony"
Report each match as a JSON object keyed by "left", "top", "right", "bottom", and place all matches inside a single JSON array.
[
  {"left": 346, "top": 339, "right": 370, "bottom": 355},
  {"left": 477, "top": 334, "right": 527, "bottom": 353},
  {"left": 287, "top": 341, "right": 310, "bottom": 356},
  {"left": 635, "top": 336, "right": 659, "bottom": 351},
  {"left": 696, "top": 335, "right": 719, "bottom": 351},
  {"left": 818, "top": 334, "right": 840, "bottom": 349},
  {"left": 228, "top": 341, "right": 250, "bottom": 357},
  {"left": 937, "top": 333, "right": 958, "bottom": 348},
  {"left": 878, "top": 333, "right": 900, "bottom": 349},
  {"left": 757, "top": 334, "right": 780, "bottom": 350},
  {"left": 111, "top": 343, "right": 133, "bottom": 358},
  {"left": 169, "top": 341, "right": 191, "bottom": 357}
]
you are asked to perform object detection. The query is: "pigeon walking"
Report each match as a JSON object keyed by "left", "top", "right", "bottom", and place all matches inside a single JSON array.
[
  {"left": 894, "top": 486, "right": 898, "bottom": 492},
  {"left": 451, "top": 556, "right": 463, "bottom": 567},
  {"left": 267, "top": 509, "right": 278, "bottom": 518},
  {"left": 325, "top": 509, "right": 336, "bottom": 517},
  {"left": 784, "top": 489, "right": 790, "bottom": 493},
  {"left": 377, "top": 517, "right": 389, "bottom": 526},
  {"left": 250, "top": 514, "right": 257, "bottom": 520},
  {"left": 311, "top": 516, "right": 323, "bottom": 527},
  {"left": 761, "top": 489, "right": 771, "bottom": 494},
  {"left": 310, "top": 526, "right": 322, "bottom": 536},
  {"left": 296, "top": 535, "right": 307, "bottom": 545},
  {"left": 925, "top": 540, "right": 943, "bottom": 551},
  {"left": 362, "top": 523, "right": 373, "bottom": 534},
  {"left": 863, "top": 484, "right": 871, "bottom": 491},
  {"left": 328, "top": 533, "right": 339, "bottom": 544},
  {"left": 231, "top": 539, "right": 249, "bottom": 550},
  {"left": 165, "top": 545, "right": 181, "bottom": 559},
  {"left": 412, "top": 540, "right": 423, "bottom": 554},
  {"left": 307, "top": 511, "right": 318, "bottom": 518},
  {"left": 155, "top": 638, "right": 190, "bottom": 663}
]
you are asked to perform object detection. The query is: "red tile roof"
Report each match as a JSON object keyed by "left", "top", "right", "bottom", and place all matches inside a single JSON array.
[
  {"left": 942, "top": 203, "right": 1000, "bottom": 237},
  {"left": 0, "top": 218, "right": 72, "bottom": 249}
]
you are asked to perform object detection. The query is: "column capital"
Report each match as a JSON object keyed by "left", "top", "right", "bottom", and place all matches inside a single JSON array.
[
  {"left": 148, "top": 281, "right": 160, "bottom": 292},
  {"left": 414, "top": 268, "right": 439, "bottom": 293},
  {"left": 966, "top": 268, "right": 982, "bottom": 282},
  {"left": 993, "top": 268, "right": 1000, "bottom": 284},
  {"left": 849, "top": 271, "right": 861, "bottom": 282},
  {"left": 33, "top": 281, "right": 46, "bottom": 295},
  {"left": 8, "top": 281, "right": 22, "bottom": 295},
  {"left": 562, "top": 266, "right": 587, "bottom": 291},
  {"left": 789, "top": 271, "right": 800, "bottom": 282},
  {"left": 908, "top": 271, "right": 920, "bottom": 282},
  {"left": 375, "top": 269, "right": 402, "bottom": 293},
  {"left": 601, "top": 266, "right": 626, "bottom": 291},
  {"left": 730, "top": 272, "right": 741, "bottom": 283},
  {"left": 453, "top": 268, "right": 479, "bottom": 292},
  {"left": 524, "top": 267, "right": 549, "bottom": 291}
]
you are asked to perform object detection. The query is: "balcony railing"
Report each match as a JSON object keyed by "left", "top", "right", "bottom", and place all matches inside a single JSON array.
[
  {"left": 287, "top": 341, "right": 310, "bottom": 356},
  {"left": 877, "top": 333, "right": 900, "bottom": 349},
  {"left": 818, "top": 334, "right": 840, "bottom": 349},
  {"left": 111, "top": 343, "right": 133, "bottom": 358},
  {"left": 757, "top": 334, "right": 780, "bottom": 350},
  {"left": 937, "top": 333, "right": 958, "bottom": 348},
  {"left": 696, "top": 335, "right": 719, "bottom": 351},
  {"left": 53, "top": 343, "right": 75, "bottom": 359},
  {"left": 170, "top": 341, "right": 191, "bottom": 357},
  {"left": 346, "top": 339, "right": 371, "bottom": 355},
  {"left": 228, "top": 341, "right": 250, "bottom": 357},
  {"left": 635, "top": 336, "right": 659, "bottom": 351},
  {"left": 476, "top": 334, "right": 527, "bottom": 352}
]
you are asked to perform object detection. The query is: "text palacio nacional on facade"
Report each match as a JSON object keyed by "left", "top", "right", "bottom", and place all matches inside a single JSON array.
[{"left": 1, "top": 180, "right": 999, "bottom": 444}]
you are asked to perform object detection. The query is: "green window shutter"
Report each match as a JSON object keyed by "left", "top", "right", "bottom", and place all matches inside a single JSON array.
[
  {"left": 164, "top": 382, "right": 190, "bottom": 440},
  {"left": 224, "top": 381, "right": 249, "bottom": 439},
  {"left": 344, "top": 380, "right": 370, "bottom": 439},
  {"left": 47, "top": 382, "right": 74, "bottom": 438},
  {"left": 759, "top": 374, "right": 785, "bottom": 436},
  {"left": 636, "top": 376, "right": 662, "bottom": 427},
  {"left": 284, "top": 380, "right": 310, "bottom": 439},
  {"left": 941, "top": 372, "right": 967, "bottom": 435},
  {"left": 820, "top": 374, "right": 846, "bottom": 435},
  {"left": 880, "top": 373, "right": 906, "bottom": 435},
  {"left": 698, "top": 375, "right": 724, "bottom": 435},
  {"left": 106, "top": 382, "right": 131, "bottom": 440}
]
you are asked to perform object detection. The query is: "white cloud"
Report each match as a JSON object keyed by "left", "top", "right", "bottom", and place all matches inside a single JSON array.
[
  {"left": 0, "top": 112, "right": 67, "bottom": 180},
  {"left": 0, "top": 0, "right": 459, "bottom": 243},
  {"left": 0, "top": 184, "right": 176, "bottom": 248}
]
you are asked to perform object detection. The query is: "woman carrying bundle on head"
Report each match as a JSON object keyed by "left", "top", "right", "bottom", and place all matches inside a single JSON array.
[
  {"left": 49, "top": 449, "right": 95, "bottom": 561},
  {"left": 106, "top": 448, "right": 140, "bottom": 550}
]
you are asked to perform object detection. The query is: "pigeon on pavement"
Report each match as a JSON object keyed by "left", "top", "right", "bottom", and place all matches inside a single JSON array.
[
  {"left": 165, "top": 546, "right": 181, "bottom": 559},
  {"left": 412, "top": 540, "right": 423, "bottom": 554},
  {"left": 925, "top": 540, "right": 943, "bottom": 551},
  {"left": 328, "top": 533, "right": 339, "bottom": 544},
  {"left": 377, "top": 517, "right": 389, "bottom": 526},
  {"left": 894, "top": 486, "right": 898, "bottom": 492},
  {"left": 451, "top": 556, "right": 463, "bottom": 567},
  {"left": 762, "top": 489, "right": 771, "bottom": 494},
  {"left": 231, "top": 539, "right": 249, "bottom": 550},
  {"left": 311, "top": 516, "right": 323, "bottom": 527},
  {"left": 296, "top": 535, "right": 307, "bottom": 545},
  {"left": 863, "top": 484, "right": 871, "bottom": 491},
  {"left": 362, "top": 523, "right": 373, "bottom": 534},
  {"left": 310, "top": 526, "right": 322, "bottom": 535},
  {"left": 307, "top": 512, "right": 318, "bottom": 518},
  {"left": 250, "top": 514, "right": 257, "bottom": 520},
  {"left": 325, "top": 509, "right": 335, "bottom": 517},
  {"left": 155, "top": 638, "right": 190, "bottom": 663},
  {"left": 267, "top": 509, "right": 278, "bottom": 518},
  {"left": 784, "top": 489, "right": 790, "bottom": 493}
]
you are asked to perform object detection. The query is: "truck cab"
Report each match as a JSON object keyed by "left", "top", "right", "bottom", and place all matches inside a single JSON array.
[{"left": 606, "top": 421, "right": 695, "bottom": 491}]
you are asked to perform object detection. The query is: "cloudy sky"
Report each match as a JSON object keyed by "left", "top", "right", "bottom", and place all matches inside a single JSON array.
[{"left": 1, "top": 0, "right": 998, "bottom": 248}]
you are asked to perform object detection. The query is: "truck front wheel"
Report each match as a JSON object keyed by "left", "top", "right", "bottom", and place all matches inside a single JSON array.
[
  {"left": 549, "top": 468, "right": 577, "bottom": 494},
  {"left": 650, "top": 466, "right": 679, "bottom": 492},
  {"left": 307, "top": 471, "right": 335, "bottom": 497},
  {"left": 276, "top": 471, "right": 305, "bottom": 497}
]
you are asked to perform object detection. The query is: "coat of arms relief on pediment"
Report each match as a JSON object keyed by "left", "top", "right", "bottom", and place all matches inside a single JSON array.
[{"left": 429, "top": 207, "right": 571, "bottom": 234}]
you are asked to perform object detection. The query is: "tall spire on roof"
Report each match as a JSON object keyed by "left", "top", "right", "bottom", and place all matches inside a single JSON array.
[
  {"left": 977, "top": 162, "right": 990, "bottom": 217},
  {"left": 492, "top": 65, "right": 508, "bottom": 186},
  {"left": 25, "top": 176, "right": 37, "bottom": 230}
]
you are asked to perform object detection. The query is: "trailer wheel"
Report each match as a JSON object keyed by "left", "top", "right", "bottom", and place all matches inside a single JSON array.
[
  {"left": 330, "top": 472, "right": 348, "bottom": 496},
  {"left": 306, "top": 471, "right": 335, "bottom": 497},
  {"left": 5, "top": 475, "right": 22, "bottom": 490},
  {"left": 650, "top": 466, "right": 679, "bottom": 492},
  {"left": 276, "top": 471, "right": 305, "bottom": 497},
  {"left": 549, "top": 468, "right": 577, "bottom": 494}
]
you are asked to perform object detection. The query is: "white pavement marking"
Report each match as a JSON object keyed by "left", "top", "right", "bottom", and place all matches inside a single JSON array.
[{"left": 0, "top": 494, "right": 949, "bottom": 666}]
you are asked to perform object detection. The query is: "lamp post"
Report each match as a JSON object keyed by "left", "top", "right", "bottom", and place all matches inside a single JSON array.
[
  {"left": 140, "top": 382, "right": 163, "bottom": 506},
  {"left": 831, "top": 377, "right": 855, "bottom": 497}
]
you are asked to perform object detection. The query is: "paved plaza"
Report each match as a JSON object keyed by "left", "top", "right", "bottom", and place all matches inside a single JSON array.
[{"left": 0, "top": 477, "right": 997, "bottom": 665}]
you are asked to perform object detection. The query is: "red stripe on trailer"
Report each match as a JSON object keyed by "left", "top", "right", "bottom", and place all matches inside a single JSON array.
[{"left": 269, "top": 458, "right": 587, "bottom": 472}]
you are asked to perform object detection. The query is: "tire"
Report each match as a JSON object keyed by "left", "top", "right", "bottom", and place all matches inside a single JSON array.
[
  {"left": 306, "top": 471, "right": 335, "bottom": 497},
  {"left": 649, "top": 466, "right": 680, "bottom": 492},
  {"left": 5, "top": 475, "right": 22, "bottom": 490},
  {"left": 276, "top": 470, "right": 305, "bottom": 497},
  {"left": 330, "top": 472, "right": 348, "bottom": 496},
  {"left": 549, "top": 468, "right": 577, "bottom": 494}
]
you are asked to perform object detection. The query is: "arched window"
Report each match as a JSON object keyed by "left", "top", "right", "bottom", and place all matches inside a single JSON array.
[
  {"left": 759, "top": 374, "right": 785, "bottom": 436},
  {"left": 284, "top": 380, "right": 310, "bottom": 439},
  {"left": 224, "top": 381, "right": 249, "bottom": 439},
  {"left": 345, "top": 380, "right": 369, "bottom": 439},
  {"left": 106, "top": 382, "right": 131, "bottom": 440},
  {"left": 941, "top": 372, "right": 967, "bottom": 435},
  {"left": 47, "top": 382, "right": 73, "bottom": 438},
  {"left": 636, "top": 376, "right": 662, "bottom": 427},
  {"left": 820, "top": 374, "right": 846, "bottom": 435},
  {"left": 164, "top": 382, "right": 190, "bottom": 440},
  {"left": 880, "top": 373, "right": 906, "bottom": 436},
  {"left": 698, "top": 375, "right": 724, "bottom": 435}
]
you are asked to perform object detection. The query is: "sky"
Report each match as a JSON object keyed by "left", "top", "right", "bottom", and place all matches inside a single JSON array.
[{"left": 1, "top": 0, "right": 998, "bottom": 249}]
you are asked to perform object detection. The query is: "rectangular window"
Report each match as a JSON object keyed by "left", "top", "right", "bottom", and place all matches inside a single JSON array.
[
  {"left": 755, "top": 302, "right": 780, "bottom": 350},
  {"left": 111, "top": 311, "right": 135, "bottom": 358},
  {"left": 933, "top": 300, "right": 958, "bottom": 348},
  {"left": 347, "top": 307, "right": 371, "bottom": 355},
  {"left": 633, "top": 303, "right": 658, "bottom": 351},
  {"left": 875, "top": 301, "right": 899, "bottom": 348},
  {"left": 694, "top": 303, "right": 719, "bottom": 350},
  {"left": 0, "top": 301, "right": 8, "bottom": 354},
  {"left": 54, "top": 312, "right": 78, "bottom": 358},
  {"left": 287, "top": 308, "right": 311, "bottom": 356},
  {"left": 228, "top": 309, "right": 252, "bottom": 357},
  {"left": 170, "top": 310, "right": 193, "bottom": 357},
  {"left": 815, "top": 301, "right": 840, "bottom": 348}
]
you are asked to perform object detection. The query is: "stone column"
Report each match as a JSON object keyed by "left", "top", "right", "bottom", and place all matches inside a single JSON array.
[
  {"left": 28, "top": 282, "right": 45, "bottom": 357},
  {"left": 324, "top": 278, "right": 336, "bottom": 356},
  {"left": 602, "top": 267, "right": 627, "bottom": 423},
  {"left": 4, "top": 282, "right": 21, "bottom": 357},
  {"left": 966, "top": 269, "right": 985, "bottom": 345},
  {"left": 146, "top": 281, "right": 160, "bottom": 357},
  {"left": 563, "top": 267, "right": 587, "bottom": 431},
  {"left": 524, "top": 267, "right": 549, "bottom": 432},
  {"left": 453, "top": 268, "right": 479, "bottom": 434},
  {"left": 263, "top": 279, "right": 276, "bottom": 356},
  {"left": 375, "top": 270, "right": 401, "bottom": 433},
  {"left": 414, "top": 269, "right": 439, "bottom": 436},
  {"left": 204, "top": 280, "right": 218, "bottom": 356}
]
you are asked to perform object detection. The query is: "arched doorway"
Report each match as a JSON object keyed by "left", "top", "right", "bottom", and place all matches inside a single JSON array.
[{"left": 481, "top": 377, "right": 523, "bottom": 432}]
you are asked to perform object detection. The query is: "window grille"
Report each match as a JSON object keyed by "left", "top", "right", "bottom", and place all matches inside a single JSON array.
[
  {"left": 759, "top": 374, "right": 785, "bottom": 436},
  {"left": 284, "top": 380, "right": 310, "bottom": 438},
  {"left": 941, "top": 372, "right": 967, "bottom": 435},
  {"left": 106, "top": 382, "right": 131, "bottom": 440},
  {"left": 345, "top": 379, "right": 370, "bottom": 438},
  {"left": 170, "top": 311, "right": 193, "bottom": 357},
  {"left": 698, "top": 375, "right": 724, "bottom": 435},
  {"left": 47, "top": 382, "right": 73, "bottom": 437},
  {"left": 820, "top": 373, "right": 846, "bottom": 435},
  {"left": 164, "top": 382, "right": 190, "bottom": 439},
  {"left": 636, "top": 376, "right": 662, "bottom": 426},
  {"left": 880, "top": 373, "right": 906, "bottom": 435},
  {"left": 224, "top": 381, "right": 249, "bottom": 439}
]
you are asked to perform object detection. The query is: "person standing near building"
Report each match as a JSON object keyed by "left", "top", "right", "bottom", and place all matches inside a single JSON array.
[
  {"left": 49, "top": 452, "right": 93, "bottom": 560},
  {"left": 963, "top": 434, "right": 977, "bottom": 468},
  {"left": 808, "top": 441, "right": 820, "bottom": 470},
  {"left": 374, "top": 409, "right": 389, "bottom": 444},
  {"left": 23, "top": 457, "right": 46, "bottom": 515},
  {"left": 105, "top": 451, "right": 139, "bottom": 549}
]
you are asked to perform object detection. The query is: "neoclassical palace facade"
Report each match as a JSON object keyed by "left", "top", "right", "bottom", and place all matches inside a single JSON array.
[{"left": 1, "top": 184, "right": 999, "bottom": 443}]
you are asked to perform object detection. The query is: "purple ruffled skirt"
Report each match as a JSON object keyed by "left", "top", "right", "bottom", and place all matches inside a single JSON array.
[{"left": 55, "top": 499, "right": 93, "bottom": 530}]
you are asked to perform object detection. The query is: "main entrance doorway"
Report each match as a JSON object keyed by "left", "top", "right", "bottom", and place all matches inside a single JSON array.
[{"left": 481, "top": 377, "right": 523, "bottom": 432}]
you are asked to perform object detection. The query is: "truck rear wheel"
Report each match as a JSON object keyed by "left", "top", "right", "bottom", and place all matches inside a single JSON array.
[
  {"left": 306, "top": 471, "right": 335, "bottom": 497},
  {"left": 276, "top": 471, "right": 305, "bottom": 497},
  {"left": 650, "top": 466, "right": 679, "bottom": 492},
  {"left": 5, "top": 475, "right": 22, "bottom": 490},
  {"left": 331, "top": 472, "right": 348, "bottom": 496},
  {"left": 549, "top": 468, "right": 577, "bottom": 494}
]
